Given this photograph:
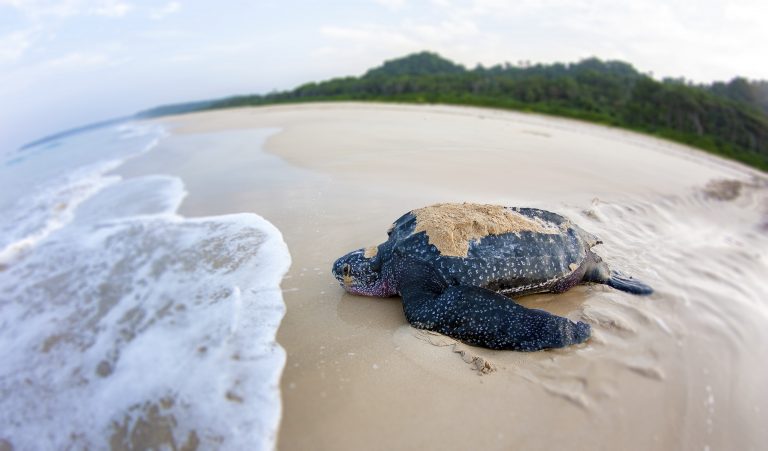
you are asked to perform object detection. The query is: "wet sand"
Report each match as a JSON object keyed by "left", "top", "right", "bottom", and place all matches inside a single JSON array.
[{"left": 121, "top": 103, "right": 768, "bottom": 450}]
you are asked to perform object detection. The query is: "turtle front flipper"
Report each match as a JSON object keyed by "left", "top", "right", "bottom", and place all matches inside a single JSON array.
[{"left": 397, "top": 263, "right": 590, "bottom": 351}]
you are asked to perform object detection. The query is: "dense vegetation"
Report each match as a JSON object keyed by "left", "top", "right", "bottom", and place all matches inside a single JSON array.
[{"left": 140, "top": 52, "right": 768, "bottom": 171}]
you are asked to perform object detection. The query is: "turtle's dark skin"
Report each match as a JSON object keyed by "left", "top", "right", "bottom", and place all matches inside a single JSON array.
[{"left": 332, "top": 203, "right": 653, "bottom": 352}]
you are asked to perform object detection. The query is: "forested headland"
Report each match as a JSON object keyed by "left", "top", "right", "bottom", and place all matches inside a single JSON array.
[{"left": 140, "top": 52, "right": 768, "bottom": 171}]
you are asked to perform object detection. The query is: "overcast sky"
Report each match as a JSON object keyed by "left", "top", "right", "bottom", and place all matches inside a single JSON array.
[{"left": 2, "top": 0, "right": 767, "bottom": 152}]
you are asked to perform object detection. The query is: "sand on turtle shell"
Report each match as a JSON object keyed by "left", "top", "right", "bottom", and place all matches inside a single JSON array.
[
  {"left": 412, "top": 203, "right": 560, "bottom": 257},
  {"left": 363, "top": 246, "right": 378, "bottom": 258}
]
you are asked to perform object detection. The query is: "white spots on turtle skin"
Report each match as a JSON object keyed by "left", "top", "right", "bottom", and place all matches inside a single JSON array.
[
  {"left": 404, "top": 285, "right": 590, "bottom": 351},
  {"left": 430, "top": 230, "right": 585, "bottom": 296}
]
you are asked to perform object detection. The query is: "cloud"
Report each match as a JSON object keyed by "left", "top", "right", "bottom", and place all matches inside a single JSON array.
[
  {"left": 318, "top": 0, "right": 768, "bottom": 81},
  {"left": 137, "top": 28, "right": 188, "bottom": 40},
  {"left": 320, "top": 18, "right": 482, "bottom": 48},
  {"left": 0, "top": 0, "right": 82, "bottom": 17},
  {"left": 374, "top": 0, "right": 407, "bottom": 10},
  {"left": 0, "top": 0, "right": 134, "bottom": 18},
  {"left": 321, "top": 25, "right": 414, "bottom": 44},
  {"left": 150, "top": 1, "right": 181, "bottom": 20},
  {"left": 316, "top": 24, "right": 419, "bottom": 63},
  {"left": 90, "top": 0, "right": 132, "bottom": 17},
  {"left": 41, "top": 51, "right": 113, "bottom": 69},
  {"left": 316, "top": 18, "right": 500, "bottom": 73},
  {"left": 0, "top": 29, "right": 37, "bottom": 64}
]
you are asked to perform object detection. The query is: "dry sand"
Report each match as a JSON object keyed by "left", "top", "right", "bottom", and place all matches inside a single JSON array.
[{"left": 120, "top": 103, "right": 768, "bottom": 450}]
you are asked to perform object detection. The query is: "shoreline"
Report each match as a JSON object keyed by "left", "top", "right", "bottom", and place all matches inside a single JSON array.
[
  {"left": 157, "top": 101, "right": 766, "bottom": 181},
  {"left": 121, "top": 103, "right": 768, "bottom": 450}
]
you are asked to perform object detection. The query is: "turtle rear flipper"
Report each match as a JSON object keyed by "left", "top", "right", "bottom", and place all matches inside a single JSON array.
[
  {"left": 397, "top": 262, "right": 590, "bottom": 351},
  {"left": 606, "top": 272, "right": 653, "bottom": 295},
  {"left": 583, "top": 252, "right": 653, "bottom": 296}
]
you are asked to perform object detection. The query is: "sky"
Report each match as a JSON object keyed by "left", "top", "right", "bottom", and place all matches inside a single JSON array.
[{"left": 2, "top": 0, "right": 767, "bottom": 152}]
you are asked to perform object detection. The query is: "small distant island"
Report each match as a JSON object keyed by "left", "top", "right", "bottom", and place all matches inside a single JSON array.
[{"left": 140, "top": 51, "right": 768, "bottom": 171}]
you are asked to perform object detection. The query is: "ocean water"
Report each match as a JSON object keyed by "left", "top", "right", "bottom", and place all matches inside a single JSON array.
[{"left": 0, "top": 125, "right": 291, "bottom": 449}]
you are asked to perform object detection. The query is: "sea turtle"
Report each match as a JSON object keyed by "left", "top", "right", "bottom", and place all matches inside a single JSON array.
[{"left": 332, "top": 203, "right": 652, "bottom": 351}]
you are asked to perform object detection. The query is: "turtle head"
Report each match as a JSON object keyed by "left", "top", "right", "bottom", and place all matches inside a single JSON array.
[{"left": 332, "top": 247, "right": 394, "bottom": 297}]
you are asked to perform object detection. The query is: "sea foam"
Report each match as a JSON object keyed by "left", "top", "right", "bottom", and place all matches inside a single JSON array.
[{"left": 0, "top": 124, "right": 291, "bottom": 450}]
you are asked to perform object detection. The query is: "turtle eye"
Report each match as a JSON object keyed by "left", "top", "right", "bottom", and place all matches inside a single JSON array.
[{"left": 342, "top": 264, "right": 351, "bottom": 277}]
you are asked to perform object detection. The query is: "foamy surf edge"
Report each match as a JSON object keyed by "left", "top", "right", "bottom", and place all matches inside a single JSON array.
[
  {"left": 0, "top": 123, "right": 167, "bottom": 266},
  {"left": 0, "top": 124, "right": 292, "bottom": 450}
]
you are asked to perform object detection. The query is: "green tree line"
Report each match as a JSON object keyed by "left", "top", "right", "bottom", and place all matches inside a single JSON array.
[{"left": 139, "top": 51, "right": 768, "bottom": 171}]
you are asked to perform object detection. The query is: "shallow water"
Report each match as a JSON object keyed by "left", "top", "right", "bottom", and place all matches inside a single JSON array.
[{"left": 0, "top": 125, "right": 290, "bottom": 450}]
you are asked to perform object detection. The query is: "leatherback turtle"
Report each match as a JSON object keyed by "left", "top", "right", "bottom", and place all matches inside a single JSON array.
[{"left": 332, "top": 203, "right": 652, "bottom": 351}]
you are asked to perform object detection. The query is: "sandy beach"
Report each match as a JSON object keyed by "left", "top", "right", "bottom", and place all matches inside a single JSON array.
[{"left": 116, "top": 103, "right": 768, "bottom": 450}]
